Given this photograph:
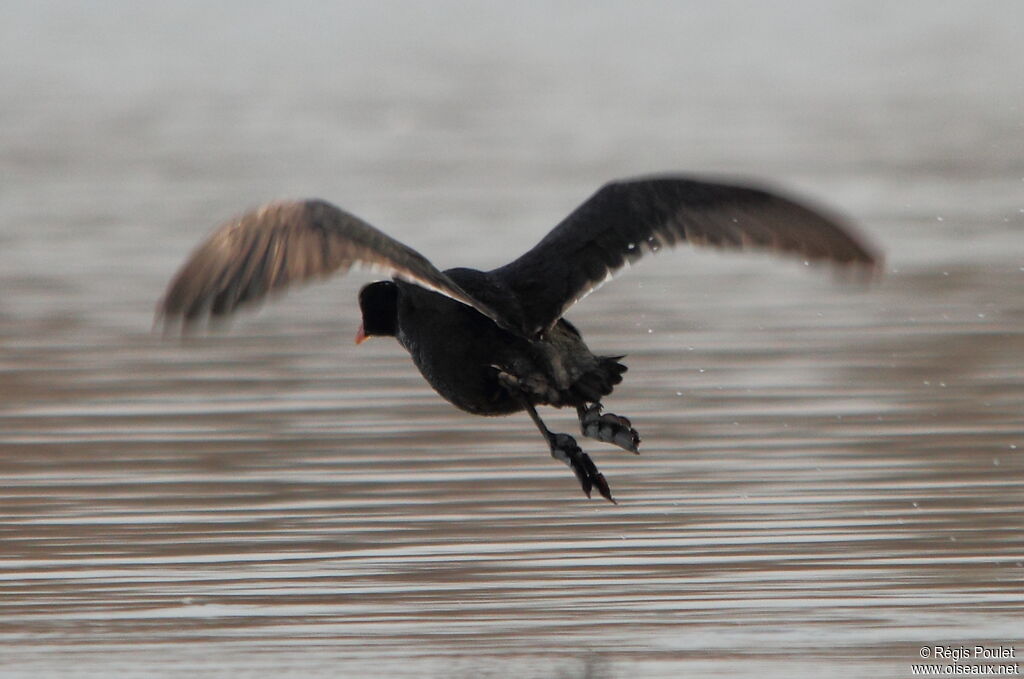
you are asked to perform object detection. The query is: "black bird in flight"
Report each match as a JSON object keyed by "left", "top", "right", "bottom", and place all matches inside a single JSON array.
[{"left": 159, "top": 175, "right": 881, "bottom": 503}]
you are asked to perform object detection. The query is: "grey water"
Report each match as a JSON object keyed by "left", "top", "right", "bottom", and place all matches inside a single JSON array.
[{"left": 1, "top": 2, "right": 1022, "bottom": 677}]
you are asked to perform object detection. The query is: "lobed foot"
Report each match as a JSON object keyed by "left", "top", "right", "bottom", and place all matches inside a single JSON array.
[
  {"left": 549, "top": 433, "right": 615, "bottom": 504},
  {"left": 579, "top": 404, "right": 641, "bottom": 453}
]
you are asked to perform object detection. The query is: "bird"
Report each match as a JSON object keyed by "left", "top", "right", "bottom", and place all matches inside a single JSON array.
[{"left": 158, "top": 174, "right": 881, "bottom": 503}]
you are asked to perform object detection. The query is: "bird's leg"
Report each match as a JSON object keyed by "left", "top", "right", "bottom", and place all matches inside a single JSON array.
[
  {"left": 577, "top": 403, "right": 641, "bottom": 454},
  {"left": 495, "top": 368, "right": 615, "bottom": 503},
  {"left": 521, "top": 400, "right": 615, "bottom": 504}
]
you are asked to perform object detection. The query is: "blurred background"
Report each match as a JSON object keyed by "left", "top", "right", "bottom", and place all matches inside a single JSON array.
[{"left": 1, "top": 1, "right": 1021, "bottom": 678}]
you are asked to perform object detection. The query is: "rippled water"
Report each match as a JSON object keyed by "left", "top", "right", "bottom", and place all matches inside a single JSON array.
[{"left": 2, "top": 2, "right": 1022, "bottom": 677}]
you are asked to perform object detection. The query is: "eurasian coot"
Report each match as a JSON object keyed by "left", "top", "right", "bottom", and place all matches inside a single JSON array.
[{"left": 159, "top": 175, "right": 881, "bottom": 502}]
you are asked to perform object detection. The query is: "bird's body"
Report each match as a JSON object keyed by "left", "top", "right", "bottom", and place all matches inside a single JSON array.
[
  {"left": 159, "top": 175, "right": 881, "bottom": 502},
  {"left": 394, "top": 274, "right": 624, "bottom": 416},
  {"left": 395, "top": 276, "right": 530, "bottom": 416}
]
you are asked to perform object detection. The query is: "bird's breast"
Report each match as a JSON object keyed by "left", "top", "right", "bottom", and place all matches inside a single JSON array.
[{"left": 396, "top": 293, "right": 524, "bottom": 416}]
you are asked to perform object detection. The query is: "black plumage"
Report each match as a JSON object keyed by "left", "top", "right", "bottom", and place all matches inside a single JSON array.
[{"left": 159, "top": 174, "right": 881, "bottom": 502}]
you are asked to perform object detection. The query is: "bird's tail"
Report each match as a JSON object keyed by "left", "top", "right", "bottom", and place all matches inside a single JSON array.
[{"left": 571, "top": 355, "right": 627, "bottom": 404}]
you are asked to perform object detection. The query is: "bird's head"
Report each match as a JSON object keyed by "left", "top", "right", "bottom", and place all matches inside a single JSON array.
[{"left": 355, "top": 281, "right": 398, "bottom": 344}]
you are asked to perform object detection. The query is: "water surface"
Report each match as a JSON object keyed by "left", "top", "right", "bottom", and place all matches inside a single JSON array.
[{"left": 1, "top": 2, "right": 1022, "bottom": 677}]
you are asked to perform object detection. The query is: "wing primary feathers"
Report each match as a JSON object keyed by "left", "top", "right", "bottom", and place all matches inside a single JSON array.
[
  {"left": 491, "top": 175, "right": 881, "bottom": 336},
  {"left": 159, "top": 177, "right": 882, "bottom": 339},
  {"left": 157, "top": 199, "right": 514, "bottom": 335}
]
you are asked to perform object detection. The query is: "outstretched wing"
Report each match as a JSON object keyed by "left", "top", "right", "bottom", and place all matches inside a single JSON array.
[
  {"left": 158, "top": 199, "right": 508, "bottom": 331},
  {"left": 491, "top": 175, "right": 881, "bottom": 337}
]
